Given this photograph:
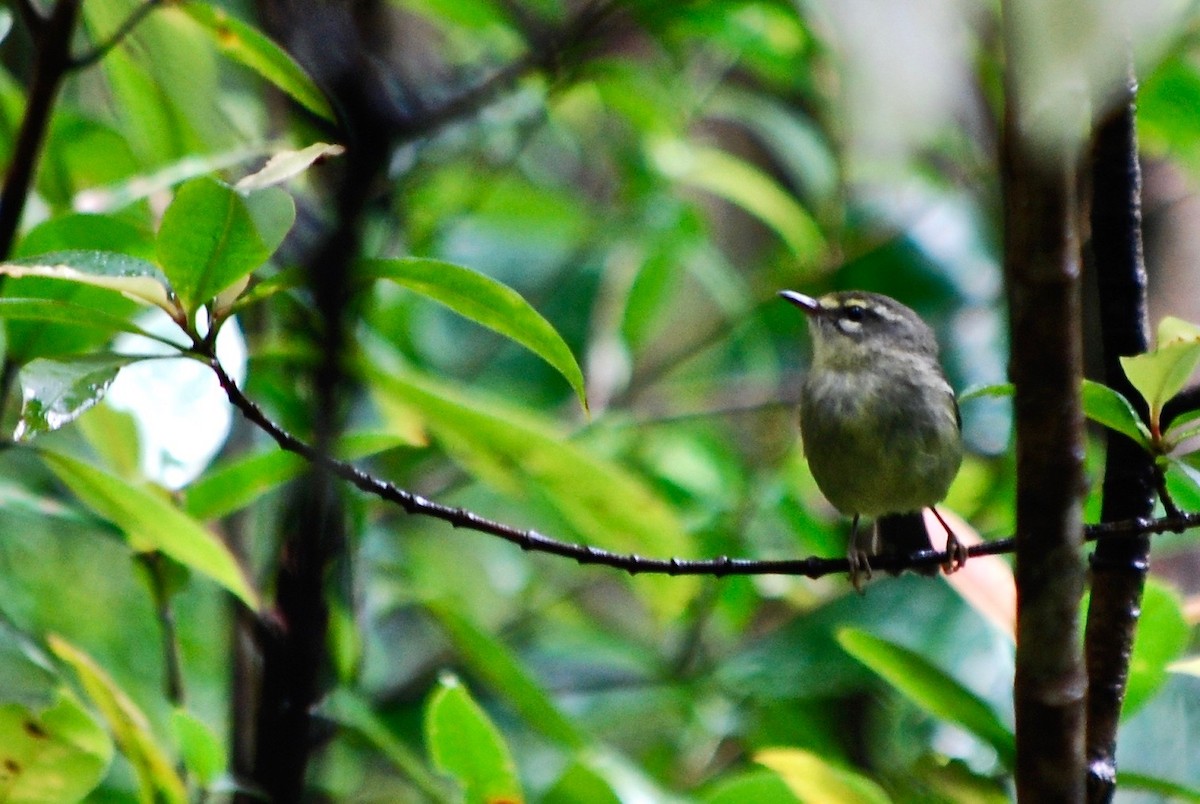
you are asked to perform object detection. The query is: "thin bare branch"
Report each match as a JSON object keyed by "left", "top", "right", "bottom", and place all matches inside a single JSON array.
[
  {"left": 0, "top": 0, "right": 82, "bottom": 259},
  {"left": 392, "top": 0, "right": 623, "bottom": 141},
  {"left": 206, "top": 353, "right": 1199, "bottom": 581},
  {"left": 13, "top": 0, "right": 46, "bottom": 35}
]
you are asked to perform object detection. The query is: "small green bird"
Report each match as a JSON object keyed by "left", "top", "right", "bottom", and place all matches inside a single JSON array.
[{"left": 780, "top": 289, "right": 967, "bottom": 588}]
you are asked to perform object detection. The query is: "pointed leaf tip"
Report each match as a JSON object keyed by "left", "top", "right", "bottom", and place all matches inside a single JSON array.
[{"left": 363, "top": 258, "right": 589, "bottom": 411}]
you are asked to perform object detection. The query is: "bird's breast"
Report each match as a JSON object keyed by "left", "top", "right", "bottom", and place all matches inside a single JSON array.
[{"left": 798, "top": 361, "right": 961, "bottom": 516}]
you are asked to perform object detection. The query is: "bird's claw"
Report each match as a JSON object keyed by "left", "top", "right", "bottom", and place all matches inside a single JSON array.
[
  {"left": 848, "top": 549, "right": 873, "bottom": 593},
  {"left": 930, "top": 507, "right": 968, "bottom": 575},
  {"left": 941, "top": 531, "right": 969, "bottom": 574}
]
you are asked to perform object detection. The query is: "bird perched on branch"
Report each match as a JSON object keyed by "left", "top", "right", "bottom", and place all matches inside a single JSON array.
[{"left": 779, "top": 289, "right": 967, "bottom": 589}]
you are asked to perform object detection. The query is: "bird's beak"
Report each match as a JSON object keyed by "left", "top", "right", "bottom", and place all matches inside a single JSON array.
[{"left": 778, "top": 290, "right": 821, "bottom": 316}]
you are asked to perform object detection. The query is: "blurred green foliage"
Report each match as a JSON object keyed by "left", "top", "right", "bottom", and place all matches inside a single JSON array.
[{"left": 0, "top": 0, "right": 1198, "bottom": 801}]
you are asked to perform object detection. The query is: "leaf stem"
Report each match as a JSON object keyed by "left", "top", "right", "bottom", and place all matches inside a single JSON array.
[{"left": 140, "top": 552, "right": 186, "bottom": 707}]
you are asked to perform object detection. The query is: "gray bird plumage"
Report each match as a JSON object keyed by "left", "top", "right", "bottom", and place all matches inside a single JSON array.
[{"left": 780, "top": 290, "right": 966, "bottom": 587}]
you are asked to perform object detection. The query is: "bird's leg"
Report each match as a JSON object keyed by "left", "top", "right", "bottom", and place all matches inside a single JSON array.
[
  {"left": 930, "top": 507, "right": 968, "bottom": 573},
  {"left": 847, "top": 513, "right": 873, "bottom": 592}
]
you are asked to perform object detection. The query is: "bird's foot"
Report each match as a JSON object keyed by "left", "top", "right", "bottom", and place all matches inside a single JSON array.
[
  {"left": 848, "top": 549, "right": 872, "bottom": 593},
  {"left": 931, "top": 508, "right": 968, "bottom": 574},
  {"left": 943, "top": 532, "right": 969, "bottom": 574},
  {"left": 847, "top": 513, "right": 873, "bottom": 593}
]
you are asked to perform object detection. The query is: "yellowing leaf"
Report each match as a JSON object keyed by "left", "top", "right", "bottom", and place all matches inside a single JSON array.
[
  {"left": 755, "top": 748, "right": 889, "bottom": 804},
  {"left": 48, "top": 636, "right": 185, "bottom": 804},
  {"left": 1156, "top": 316, "right": 1200, "bottom": 348},
  {"left": 0, "top": 252, "right": 174, "bottom": 311},
  {"left": 39, "top": 451, "right": 260, "bottom": 610},
  {"left": 236, "top": 142, "right": 345, "bottom": 191},
  {"left": 0, "top": 693, "right": 113, "bottom": 803},
  {"left": 1121, "top": 342, "right": 1200, "bottom": 431}
]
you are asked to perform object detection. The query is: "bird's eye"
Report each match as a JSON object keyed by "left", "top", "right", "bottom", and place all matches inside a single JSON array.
[{"left": 843, "top": 305, "right": 866, "bottom": 322}]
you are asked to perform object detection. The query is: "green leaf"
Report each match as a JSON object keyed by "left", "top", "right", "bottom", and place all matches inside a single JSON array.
[
  {"left": 1117, "top": 771, "right": 1200, "bottom": 802},
  {"left": 227, "top": 266, "right": 306, "bottom": 312},
  {"left": 1123, "top": 579, "right": 1189, "bottom": 718},
  {"left": 83, "top": 0, "right": 233, "bottom": 160},
  {"left": 0, "top": 692, "right": 113, "bottom": 804},
  {"left": 178, "top": 4, "right": 335, "bottom": 121},
  {"left": 1081, "top": 380, "right": 1152, "bottom": 449},
  {"left": 77, "top": 403, "right": 143, "bottom": 481},
  {"left": 322, "top": 689, "right": 453, "bottom": 802},
  {"left": 585, "top": 58, "right": 684, "bottom": 136},
  {"left": 424, "top": 674, "right": 522, "bottom": 804},
  {"left": 1121, "top": 317, "right": 1200, "bottom": 430},
  {"left": 1164, "top": 407, "right": 1200, "bottom": 448},
  {"left": 395, "top": 0, "right": 513, "bottom": 29},
  {"left": 428, "top": 601, "right": 586, "bottom": 749},
  {"left": 156, "top": 177, "right": 273, "bottom": 313},
  {"left": 14, "top": 355, "right": 140, "bottom": 442},
  {"left": 235, "top": 142, "right": 345, "bottom": 191},
  {"left": 39, "top": 450, "right": 260, "bottom": 610},
  {"left": 836, "top": 628, "right": 1015, "bottom": 766},
  {"left": 1156, "top": 316, "right": 1200, "bottom": 347},
  {"left": 957, "top": 382, "right": 1013, "bottom": 403},
  {"left": 184, "top": 450, "right": 305, "bottom": 520},
  {"left": 1140, "top": 55, "right": 1200, "bottom": 171},
  {"left": 0, "top": 251, "right": 174, "bottom": 311},
  {"left": 241, "top": 186, "right": 296, "bottom": 260},
  {"left": 15, "top": 213, "right": 155, "bottom": 261},
  {"left": 73, "top": 145, "right": 266, "bottom": 214},
  {"left": 0, "top": 299, "right": 174, "bottom": 345},
  {"left": 703, "top": 769, "right": 801, "bottom": 804},
  {"left": 363, "top": 258, "right": 588, "bottom": 411},
  {"left": 0, "top": 282, "right": 149, "bottom": 362},
  {"left": 1163, "top": 454, "right": 1200, "bottom": 511},
  {"left": 964, "top": 380, "right": 1154, "bottom": 449},
  {"left": 48, "top": 635, "right": 186, "bottom": 804},
  {"left": 170, "top": 709, "right": 225, "bottom": 787},
  {"left": 707, "top": 89, "right": 839, "bottom": 209},
  {"left": 755, "top": 748, "right": 888, "bottom": 804},
  {"left": 0, "top": 620, "right": 60, "bottom": 711},
  {"left": 368, "top": 365, "right": 698, "bottom": 618},
  {"left": 543, "top": 759, "right": 623, "bottom": 804},
  {"left": 648, "top": 139, "right": 825, "bottom": 264}
]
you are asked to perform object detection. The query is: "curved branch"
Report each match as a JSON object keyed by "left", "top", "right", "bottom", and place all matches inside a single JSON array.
[
  {"left": 0, "top": 0, "right": 82, "bottom": 259},
  {"left": 68, "top": 0, "right": 163, "bottom": 71},
  {"left": 390, "top": 0, "right": 622, "bottom": 142},
  {"left": 207, "top": 355, "right": 1199, "bottom": 580}
]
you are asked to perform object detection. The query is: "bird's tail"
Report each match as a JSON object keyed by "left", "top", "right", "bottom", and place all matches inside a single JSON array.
[{"left": 876, "top": 512, "right": 937, "bottom": 576}]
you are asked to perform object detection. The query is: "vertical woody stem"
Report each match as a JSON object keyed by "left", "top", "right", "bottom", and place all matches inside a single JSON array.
[
  {"left": 1084, "top": 79, "right": 1154, "bottom": 803},
  {"left": 1001, "top": 2, "right": 1089, "bottom": 800}
]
